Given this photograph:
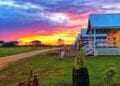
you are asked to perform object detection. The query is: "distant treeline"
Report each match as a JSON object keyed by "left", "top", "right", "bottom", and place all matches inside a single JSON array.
[
  {"left": 0, "top": 40, "right": 18, "bottom": 47},
  {"left": 0, "top": 40, "right": 69, "bottom": 47}
]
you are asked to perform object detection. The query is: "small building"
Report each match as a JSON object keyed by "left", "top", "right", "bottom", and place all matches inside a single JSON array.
[
  {"left": 75, "top": 28, "right": 106, "bottom": 55},
  {"left": 87, "top": 13, "right": 120, "bottom": 55}
]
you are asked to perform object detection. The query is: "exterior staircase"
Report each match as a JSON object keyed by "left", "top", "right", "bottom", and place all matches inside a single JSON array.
[{"left": 82, "top": 44, "right": 94, "bottom": 56}]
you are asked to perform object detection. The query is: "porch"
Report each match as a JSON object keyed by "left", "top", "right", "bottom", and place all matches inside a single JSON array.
[{"left": 83, "top": 39, "right": 120, "bottom": 56}]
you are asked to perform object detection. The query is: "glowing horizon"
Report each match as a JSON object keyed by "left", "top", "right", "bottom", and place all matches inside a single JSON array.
[{"left": 18, "top": 31, "right": 79, "bottom": 45}]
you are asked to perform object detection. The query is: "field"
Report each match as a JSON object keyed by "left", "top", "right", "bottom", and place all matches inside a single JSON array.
[
  {"left": 0, "top": 53, "right": 120, "bottom": 86},
  {"left": 0, "top": 47, "right": 45, "bottom": 57}
]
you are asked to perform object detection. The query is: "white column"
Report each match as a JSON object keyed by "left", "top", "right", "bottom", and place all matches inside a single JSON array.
[{"left": 94, "top": 29, "right": 97, "bottom": 56}]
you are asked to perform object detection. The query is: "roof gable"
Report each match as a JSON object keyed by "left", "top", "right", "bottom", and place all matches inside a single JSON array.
[{"left": 89, "top": 14, "right": 120, "bottom": 28}]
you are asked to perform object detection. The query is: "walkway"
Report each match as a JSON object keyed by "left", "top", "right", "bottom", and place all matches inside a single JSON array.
[{"left": 0, "top": 48, "right": 60, "bottom": 68}]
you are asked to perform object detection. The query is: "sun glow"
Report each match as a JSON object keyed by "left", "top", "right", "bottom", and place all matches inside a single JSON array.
[{"left": 18, "top": 31, "right": 78, "bottom": 45}]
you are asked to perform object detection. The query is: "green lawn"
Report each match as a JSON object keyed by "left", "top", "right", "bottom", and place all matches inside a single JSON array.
[
  {"left": 0, "top": 55, "right": 120, "bottom": 86},
  {"left": 0, "top": 47, "right": 45, "bottom": 57}
]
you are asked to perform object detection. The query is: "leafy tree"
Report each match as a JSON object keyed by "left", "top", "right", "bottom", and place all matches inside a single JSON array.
[
  {"left": 0, "top": 40, "right": 5, "bottom": 46},
  {"left": 31, "top": 40, "right": 41, "bottom": 47},
  {"left": 0, "top": 40, "right": 4, "bottom": 43},
  {"left": 2, "top": 41, "right": 18, "bottom": 47},
  {"left": 57, "top": 38, "right": 64, "bottom": 46}
]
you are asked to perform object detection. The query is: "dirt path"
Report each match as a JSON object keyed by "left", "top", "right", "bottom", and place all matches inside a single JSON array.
[{"left": 0, "top": 48, "right": 60, "bottom": 68}]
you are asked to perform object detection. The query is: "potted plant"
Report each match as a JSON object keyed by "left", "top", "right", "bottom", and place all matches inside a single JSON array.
[{"left": 72, "top": 49, "right": 89, "bottom": 86}]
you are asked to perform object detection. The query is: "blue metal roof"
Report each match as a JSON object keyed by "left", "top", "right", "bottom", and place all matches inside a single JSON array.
[
  {"left": 89, "top": 14, "right": 120, "bottom": 29},
  {"left": 81, "top": 29, "right": 106, "bottom": 37}
]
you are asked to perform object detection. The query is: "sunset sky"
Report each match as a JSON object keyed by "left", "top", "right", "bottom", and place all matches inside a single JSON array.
[{"left": 1, "top": 0, "right": 120, "bottom": 45}]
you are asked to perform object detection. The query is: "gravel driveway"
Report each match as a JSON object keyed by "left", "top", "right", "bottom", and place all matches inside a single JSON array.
[{"left": 0, "top": 48, "right": 60, "bottom": 68}]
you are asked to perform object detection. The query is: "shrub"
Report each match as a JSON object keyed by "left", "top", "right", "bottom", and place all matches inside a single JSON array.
[
  {"left": 104, "top": 66, "right": 116, "bottom": 86},
  {"left": 74, "top": 49, "right": 85, "bottom": 69}
]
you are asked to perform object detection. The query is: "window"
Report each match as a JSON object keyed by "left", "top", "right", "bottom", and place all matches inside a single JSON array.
[{"left": 113, "top": 31, "right": 116, "bottom": 38}]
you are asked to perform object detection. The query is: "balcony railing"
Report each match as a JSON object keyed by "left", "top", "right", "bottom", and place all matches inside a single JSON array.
[
  {"left": 82, "top": 40, "right": 120, "bottom": 55},
  {"left": 96, "top": 40, "right": 120, "bottom": 48}
]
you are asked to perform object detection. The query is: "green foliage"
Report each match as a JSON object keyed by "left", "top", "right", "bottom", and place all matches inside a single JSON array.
[
  {"left": 104, "top": 66, "right": 116, "bottom": 86},
  {"left": 0, "top": 55, "right": 120, "bottom": 86},
  {"left": 74, "top": 49, "right": 85, "bottom": 69}
]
